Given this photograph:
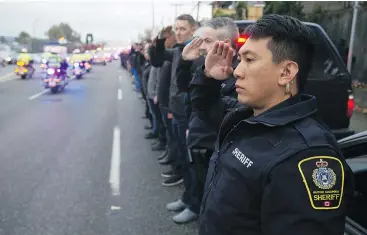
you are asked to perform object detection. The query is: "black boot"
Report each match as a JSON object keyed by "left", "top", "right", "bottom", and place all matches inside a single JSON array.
[
  {"left": 157, "top": 150, "right": 168, "bottom": 160},
  {"left": 152, "top": 141, "right": 166, "bottom": 151},
  {"left": 145, "top": 132, "right": 158, "bottom": 139}
]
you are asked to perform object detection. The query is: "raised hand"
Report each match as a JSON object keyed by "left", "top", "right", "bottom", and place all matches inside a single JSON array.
[
  {"left": 182, "top": 38, "right": 203, "bottom": 61},
  {"left": 204, "top": 41, "right": 234, "bottom": 81},
  {"left": 159, "top": 26, "right": 173, "bottom": 39}
]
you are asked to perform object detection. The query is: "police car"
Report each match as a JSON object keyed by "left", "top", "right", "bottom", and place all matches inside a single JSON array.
[
  {"left": 235, "top": 20, "right": 355, "bottom": 141},
  {"left": 339, "top": 131, "right": 367, "bottom": 235}
]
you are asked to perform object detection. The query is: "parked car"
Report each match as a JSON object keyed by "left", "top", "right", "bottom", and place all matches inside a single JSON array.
[
  {"left": 338, "top": 131, "right": 367, "bottom": 235},
  {"left": 235, "top": 20, "right": 354, "bottom": 140}
]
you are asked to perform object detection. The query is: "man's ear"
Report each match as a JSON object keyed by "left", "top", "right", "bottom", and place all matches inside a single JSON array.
[{"left": 277, "top": 61, "right": 299, "bottom": 86}]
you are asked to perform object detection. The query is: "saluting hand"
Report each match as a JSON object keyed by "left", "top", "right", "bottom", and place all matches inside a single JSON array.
[
  {"left": 182, "top": 38, "right": 203, "bottom": 61},
  {"left": 204, "top": 41, "right": 234, "bottom": 81},
  {"left": 159, "top": 26, "right": 173, "bottom": 39}
]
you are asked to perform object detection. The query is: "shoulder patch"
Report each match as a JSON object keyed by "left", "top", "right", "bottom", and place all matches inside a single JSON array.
[{"left": 298, "top": 156, "right": 344, "bottom": 210}]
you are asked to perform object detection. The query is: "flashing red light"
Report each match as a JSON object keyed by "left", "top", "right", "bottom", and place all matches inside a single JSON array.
[
  {"left": 347, "top": 94, "right": 354, "bottom": 118},
  {"left": 237, "top": 34, "right": 249, "bottom": 43},
  {"left": 237, "top": 37, "right": 247, "bottom": 43}
]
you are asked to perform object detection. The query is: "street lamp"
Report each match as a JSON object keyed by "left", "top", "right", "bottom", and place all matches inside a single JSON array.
[
  {"left": 31, "top": 17, "right": 41, "bottom": 52},
  {"left": 347, "top": 1, "right": 359, "bottom": 73}
]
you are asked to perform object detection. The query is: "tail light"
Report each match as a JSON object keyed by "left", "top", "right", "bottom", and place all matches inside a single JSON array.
[
  {"left": 236, "top": 34, "right": 250, "bottom": 50},
  {"left": 347, "top": 94, "right": 354, "bottom": 118}
]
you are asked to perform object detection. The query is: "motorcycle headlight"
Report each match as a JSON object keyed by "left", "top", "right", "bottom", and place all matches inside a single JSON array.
[
  {"left": 74, "top": 63, "right": 79, "bottom": 67},
  {"left": 47, "top": 68, "right": 55, "bottom": 75},
  {"left": 57, "top": 69, "right": 61, "bottom": 73}
]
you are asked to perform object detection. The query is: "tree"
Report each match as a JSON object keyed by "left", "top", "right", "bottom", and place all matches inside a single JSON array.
[
  {"left": 46, "top": 23, "right": 81, "bottom": 42},
  {"left": 307, "top": 5, "right": 324, "bottom": 24},
  {"left": 16, "top": 31, "right": 31, "bottom": 44},
  {"left": 213, "top": 8, "right": 235, "bottom": 19},
  {"left": 138, "top": 28, "right": 153, "bottom": 42},
  {"left": 235, "top": 1, "right": 248, "bottom": 20},
  {"left": 264, "top": 1, "right": 305, "bottom": 20},
  {"left": 0, "top": 36, "right": 7, "bottom": 44}
]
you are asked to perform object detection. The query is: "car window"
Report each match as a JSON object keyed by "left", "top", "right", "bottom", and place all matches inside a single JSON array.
[{"left": 236, "top": 23, "right": 347, "bottom": 81}]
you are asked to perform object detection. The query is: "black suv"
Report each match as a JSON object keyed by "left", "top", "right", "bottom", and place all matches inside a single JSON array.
[{"left": 235, "top": 20, "right": 355, "bottom": 140}]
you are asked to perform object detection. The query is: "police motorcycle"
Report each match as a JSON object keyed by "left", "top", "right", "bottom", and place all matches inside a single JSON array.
[
  {"left": 70, "top": 49, "right": 86, "bottom": 79},
  {"left": 43, "top": 58, "right": 68, "bottom": 93},
  {"left": 338, "top": 131, "right": 367, "bottom": 235},
  {"left": 72, "top": 61, "right": 85, "bottom": 79},
  {"left": 83, "top": 51, "right": 93, "bottom": 73},
  {"left": 84, "top": 60, "right": 92, "bottom": 73},
  {"left": 15, "top": 60, "right": 35, "bottom": 79},
  {"left": 40, "top": 57, "right": 49, "bottom": 73},
  {"left": 14, "top": 48, "right": 35, "bottom": 79}
]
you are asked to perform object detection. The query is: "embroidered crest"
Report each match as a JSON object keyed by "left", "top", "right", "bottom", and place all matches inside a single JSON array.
[
  {"left": 298, "top": 156, "right": 344, "bottom": 210},
  {"left": 312, "top": 159, "right": 336, "bottom": 190}
]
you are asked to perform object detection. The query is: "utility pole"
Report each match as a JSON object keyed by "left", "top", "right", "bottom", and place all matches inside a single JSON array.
[
  {"left": 171, "top": 3, "right": 184, "bottom": 18},
  {"left": 347, "top": 1, "right": 359, "bottom": 73},
  {"left": 196, "top": 1, "right": 201, "bottom": 21},
  {"left": 152, "top": 0, "right": 155, "bottom": 32}
]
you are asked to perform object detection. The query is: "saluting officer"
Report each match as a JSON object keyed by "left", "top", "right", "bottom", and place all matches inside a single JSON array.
[{"left": 192, "top": 14, "right": 355, "bottom": 235}]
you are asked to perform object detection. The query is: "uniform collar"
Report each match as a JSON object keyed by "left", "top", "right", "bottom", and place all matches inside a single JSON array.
[{"left": 243, "top": 94, "right": 318, "bottom": 127}]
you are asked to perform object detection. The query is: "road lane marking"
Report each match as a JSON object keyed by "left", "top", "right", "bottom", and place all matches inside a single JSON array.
[
  {"left": 118, "top": 76, "right": 122, "bottom": 82},
  {"left": 0, "top": 72, "right": 16, "bottom": 83},
  {"left": 111, "top": 206, "right": 121, "bottom": 210},
  {"left": 118, "top": 89, "right": 123, "bottom": 100},
  {"left": 28, "top": 90, "right": 48, "bottom": 100},
  {"left": 109, "top": 126, "right": 121, "bottom": 196}
]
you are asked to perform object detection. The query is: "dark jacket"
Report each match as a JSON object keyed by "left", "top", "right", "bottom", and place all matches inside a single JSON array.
[
  {"left": 150, "top": 38, "right": 186, "bottom": 117},
  {"left": 157, "top": 60, "right": 172, "bottom": 109},
  {"left": 141, "top": 62, "right": 151, "bottom": 98},
  {"left": 134, "top": 51, "right": 145, "bottom": 77},
  {"left": 194, "top": 66, "right": 354, "bottom": 235},
  {"left": 187, "top": 65, "right": 237, "bottom": 150}
]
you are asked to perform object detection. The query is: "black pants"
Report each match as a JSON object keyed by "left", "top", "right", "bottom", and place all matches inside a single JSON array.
[
  {"left": 140, "top": 87, "right": 153, "bottom": 126},
  {"left": 147, "top": 98, "right": 166, "bottom": 142},
  {"left": 160, "top": 108, "right": 175, "bottom": 145},
  {"left": 190, "top": 149, "right": 213, "bottom": 206},
  {"left": 160, "top": 107, "right": 178, "bottom": 164}
]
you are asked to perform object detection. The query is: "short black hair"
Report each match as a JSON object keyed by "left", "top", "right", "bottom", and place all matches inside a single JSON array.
[
  {"left": 244, "top": 14, "right": 316, "bottom": 93},
  {"left": 176, "top": 14, "right": 196, "bottom": 27}
]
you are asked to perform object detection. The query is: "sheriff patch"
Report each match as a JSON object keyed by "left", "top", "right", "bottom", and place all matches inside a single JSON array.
[{"left": 298, "top": 156, "right": 344, "bottom": 210}]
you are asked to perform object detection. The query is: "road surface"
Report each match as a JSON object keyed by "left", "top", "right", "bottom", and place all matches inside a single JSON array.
[{"left": 0, "top": 62, "right": 197, "bottom": 235}]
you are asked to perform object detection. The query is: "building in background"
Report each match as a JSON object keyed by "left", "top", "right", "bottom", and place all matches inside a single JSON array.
[
  {"left": 211, "top": 1, "right": 264, "bottom": 20},
  {"left": 247, "top": 1, "right": 265, "bottom": 20}
]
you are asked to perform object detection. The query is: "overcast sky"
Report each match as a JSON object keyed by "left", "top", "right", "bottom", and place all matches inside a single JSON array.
[{"left": 0, "top": 0, "right": 213, "bottom": 46}]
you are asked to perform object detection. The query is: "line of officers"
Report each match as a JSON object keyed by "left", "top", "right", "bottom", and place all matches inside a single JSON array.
[{"left": 128, "top": 14, "right": 354, "bottom": 235}]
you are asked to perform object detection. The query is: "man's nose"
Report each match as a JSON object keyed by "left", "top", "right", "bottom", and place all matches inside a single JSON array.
[{"left": 233, "top": 67, "right": 241, "bottom": 80}]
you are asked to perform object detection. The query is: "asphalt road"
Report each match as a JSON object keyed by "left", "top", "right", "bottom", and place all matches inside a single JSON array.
[
  {"left": 0, "top": 62, "right": 197, "bottom": 235},
  {"left": 0, "top": 62, "right": 366, "bottom": 235}
]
